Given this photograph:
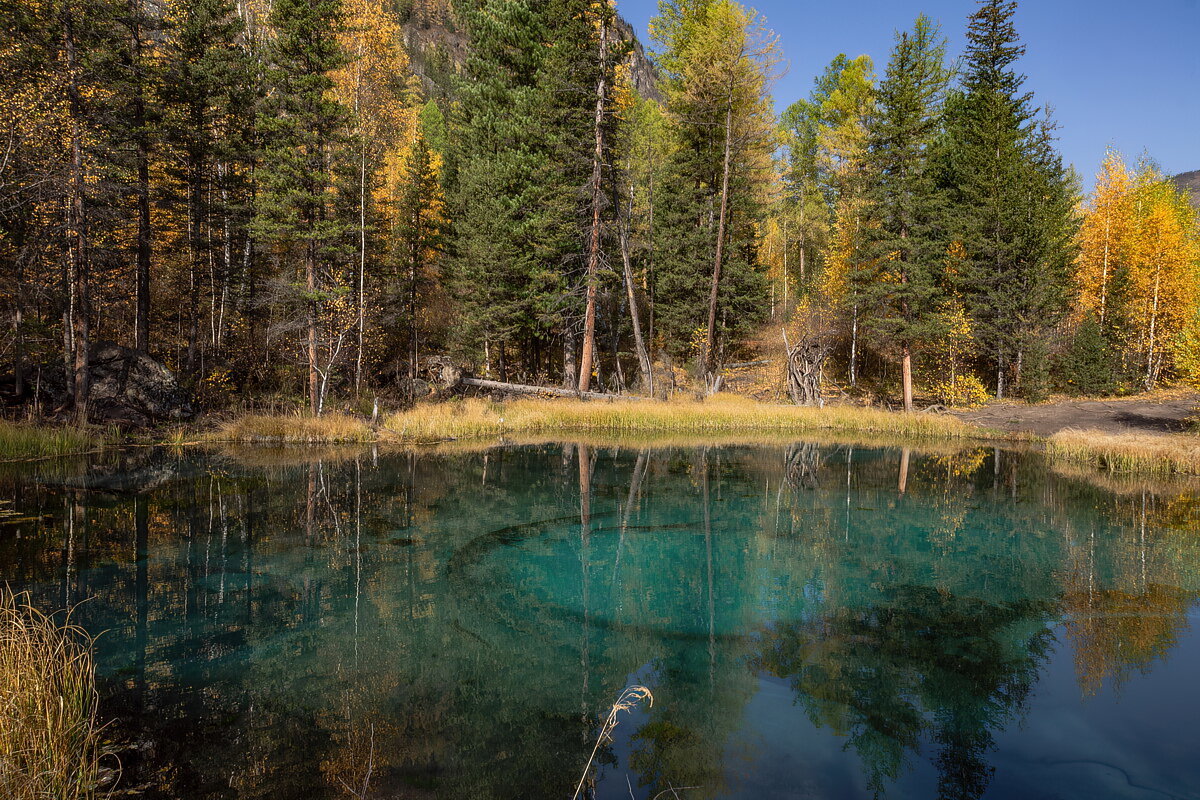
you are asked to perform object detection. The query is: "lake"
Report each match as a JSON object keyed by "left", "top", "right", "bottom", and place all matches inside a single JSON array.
[{"left": 2, "top": 440, "right": 1199, "bottom": 799}]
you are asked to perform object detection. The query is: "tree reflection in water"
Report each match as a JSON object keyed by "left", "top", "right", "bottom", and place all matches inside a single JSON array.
[{"left": 0, "top": 442, "right": 1197, "bottom": 799}]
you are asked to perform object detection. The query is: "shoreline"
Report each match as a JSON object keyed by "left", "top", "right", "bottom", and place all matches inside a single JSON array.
[{"left": 4, "top": 395, "right": 1199, "bottom": 477}]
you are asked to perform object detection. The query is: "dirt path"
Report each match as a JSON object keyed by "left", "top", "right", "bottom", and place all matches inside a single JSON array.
[{"left": 953, "top": 393, "right": 1198, "bottom": 437}]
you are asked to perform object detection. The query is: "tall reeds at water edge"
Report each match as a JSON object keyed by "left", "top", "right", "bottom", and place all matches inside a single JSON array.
[
  {"left": 0, "top": 590, "right": 113, "bottom": 799},
  {"left": 0, "top": 421, "right": 106, "bottom": 460},
  {"left": 384, "top": 396, "right": 977, "bottom": 443},
  {"left": 1048, "top": 429, "right": 1200, "bottom": 476}
]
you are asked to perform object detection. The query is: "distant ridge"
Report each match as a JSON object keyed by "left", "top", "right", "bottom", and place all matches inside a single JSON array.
[{"left": 1172, "top": 170, "right": 1200, "bottom": 211}]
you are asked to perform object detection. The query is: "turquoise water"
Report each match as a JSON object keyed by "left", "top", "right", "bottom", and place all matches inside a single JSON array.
[{"left": 2, "top": 442, "right": 1200, "bottom": 799}]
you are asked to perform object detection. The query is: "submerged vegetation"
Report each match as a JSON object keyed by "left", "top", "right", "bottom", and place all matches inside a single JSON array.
[{"left": 0, "top": 591, "right": 109, "bottom": 800}]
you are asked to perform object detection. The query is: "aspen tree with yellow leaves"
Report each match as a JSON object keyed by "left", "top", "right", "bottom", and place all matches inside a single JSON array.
[
  {"left": 1074, "top": 153, "right": 1200, "bottom": 391},
  {"left": 1075, "top": 150, "right": 1136, "bottom": 331},
  {"left": 1127, "top": 170, "right": 1200, "bottom": 389}
]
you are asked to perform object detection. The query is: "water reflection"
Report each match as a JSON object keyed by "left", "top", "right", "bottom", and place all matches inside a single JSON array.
[{"left": 1, "top": 443, "right": 1199, "bottom": 799}]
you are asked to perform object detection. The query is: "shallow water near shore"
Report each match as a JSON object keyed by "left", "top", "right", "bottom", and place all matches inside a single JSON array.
[{"left": 2, "top": 441, "right": 1200, "bottom": 799}]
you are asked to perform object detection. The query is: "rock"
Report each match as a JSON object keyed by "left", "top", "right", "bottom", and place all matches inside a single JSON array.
[
  {"left": 85, "top": 342, "right": 195, "bottom": 426},
  {"left": 5, "top": 343, "right": 194, "bottom": 426}
]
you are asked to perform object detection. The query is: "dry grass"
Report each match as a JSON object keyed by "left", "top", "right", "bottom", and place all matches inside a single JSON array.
[
  {"left": 573, "top": 685, "right": 654, "bottom": 800},
  {"left": 383, "top": 395, "right": 979, "bottom": 443},
  {"left": 1047, "top": 428, "right": 1200, "bottom": 476},
  {"left": 207, "top": 412, "right": 374, "bottom": 444},
  {"left": 0, "top": 590, "right": 112, "bottom": 799},
  {"left": 0, "top": 422, "right": 107, "bottom": 461}
]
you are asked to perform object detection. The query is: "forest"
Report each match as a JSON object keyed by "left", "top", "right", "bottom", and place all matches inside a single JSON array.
[{"left": 1, "top": 0, "right": 1198, "bottom": 423}]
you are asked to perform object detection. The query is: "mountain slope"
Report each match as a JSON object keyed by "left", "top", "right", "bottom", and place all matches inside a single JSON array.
[
  {"left": 399, "top": 5, "right": 659, "bottom": 102},
  {"left": 1172, "top": 170, "right": 1200, "bottom": 211}
]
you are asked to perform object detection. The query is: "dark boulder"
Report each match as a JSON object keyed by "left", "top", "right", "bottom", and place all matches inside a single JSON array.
[
  {"left": 85, "top": 342, "right": 195, "bottom": 426},
  {"left": 16, "top": 343, "right": 196, "bottom": 427}
]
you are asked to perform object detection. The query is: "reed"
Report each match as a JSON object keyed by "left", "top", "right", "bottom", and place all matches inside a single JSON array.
[
  {"left": 1047, "top": 428, "right": 1200, "bottom": 476},
  {"left": 0, "top": 590, "right": 111, "bottom": 799},
  {"left": 207, "top": 412, "right": 375, "bottom": 444},
  {"left": 572, "top": 685, "right": 653, "bottom": 800},
  {"left": 383, "top": 395, "right": 979, "bottom": 443},
  {"left": 0, "top": 422, "right": 106, "bottom": 461}
]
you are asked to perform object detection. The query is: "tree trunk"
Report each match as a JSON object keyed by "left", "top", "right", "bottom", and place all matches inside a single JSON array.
[
  {"left": 619, "top": 199, "right": 653, "bottom": 396},
  {"left": 65, "top": 10, "right": 89, "bottom": 423},
  {"left": 901, "top": 343, "right": 913, "bottom": 413},
  {"left": 306, "top": 239, "right": 319, "bottom": 414},
  {"left": 849, "top": 303, "right": 858, "bottom": 387},
  {"left": 355, "top": 148, "right": 367, "bottom": 397},
  {"left": 563, "top": 334, "right": 577, "bottom": 390},
  {"left": 702, "top": 104, "right": 734, "bottom": 378},
  {"left": 996, "top": 350, "right": 1006, "bottom": 400},
  {"left": 409, "top": 210, "right": 420, "bottom": 403},
  {"left": 131, "top": 0, "right": 151, "bottom": 352},
  {"left": 578, "top": 12, "right": 609, "bottom": 394}
]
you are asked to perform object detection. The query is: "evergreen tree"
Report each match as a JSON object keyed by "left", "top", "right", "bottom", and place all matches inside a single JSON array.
[
  {"left": 1059, "top": 314, "right": 1114, "bottom": 396},
  {"left": 253, "top": 0, "right": 352, "bottom": 413},
  {"left": 446, "top": 0, "right": 559, "bottom": 380},
  {"left": 650, "top": 0, "right": 776, "bottom": 374},
  {"left": 395, "top": 127, "right": 448, "bottom": 398},
  {"left": 160, "top": 0, "right": 254, "bottom": 379},
  {"left": 938, "top": 0, "right": 1076, "bottom": 399},
  {"left": 858, "top": 16, "right": 952, "bottom": 412}
]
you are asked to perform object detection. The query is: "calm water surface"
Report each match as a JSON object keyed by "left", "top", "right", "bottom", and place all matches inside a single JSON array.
[{"left": 2, "top": 441, "right": 1200, "bottom": 800}]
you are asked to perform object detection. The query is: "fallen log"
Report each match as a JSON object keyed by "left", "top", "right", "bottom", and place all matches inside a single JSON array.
[
  {"left": 724, "top": 360, "right": 773, "bottom": 370},
  {"left": 461, "top": 377, "right": 650, "bottom": 402}
]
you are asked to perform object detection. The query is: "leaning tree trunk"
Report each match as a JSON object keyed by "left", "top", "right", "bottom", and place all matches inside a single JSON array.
[
  {"left": 618, "top": 201, "right": 653, "bottom": 396},
  {"left": 702, "top": 104, "right": 734, "bottom": 380},
  {"left": 578, "top": 12, "right": 609, "bottom": 394}
]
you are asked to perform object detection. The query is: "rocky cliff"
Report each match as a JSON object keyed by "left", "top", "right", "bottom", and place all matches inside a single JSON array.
[{"left": 400, "top": 6, "right": 660, "bottom": 102}]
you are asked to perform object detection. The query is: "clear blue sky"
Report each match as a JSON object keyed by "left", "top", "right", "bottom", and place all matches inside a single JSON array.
[{"left": 618, "top": 0, "right": 1200, "bottom": 183}]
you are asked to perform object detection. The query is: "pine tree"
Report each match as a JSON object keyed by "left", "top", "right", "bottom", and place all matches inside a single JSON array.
[
  {"left": 1059, "top": 313, "right": 1114, "bottom": 396},
  {"left": 938, "top": 0, "right": 1076, "bottom": 399},
  {"left": 395, "top": 128, "right": 447, "bottom": 399},
  {"left": 160, "top": 0, "right": 253, "bottom": 380},
  {"left": 858, "top": 15, "right": 951, "bottom": 412}
]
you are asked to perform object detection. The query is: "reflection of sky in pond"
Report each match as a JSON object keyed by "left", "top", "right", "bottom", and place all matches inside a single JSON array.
[{"left": 1, "top": 442, "right": 1199, "bottom": 799}]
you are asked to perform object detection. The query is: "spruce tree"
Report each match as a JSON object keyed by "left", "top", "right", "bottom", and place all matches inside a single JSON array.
[
  {"left": 253, "top": 0, "right": 351, "bottom": 413},
  {"left": 938, "top": 0, "right": 1076, "bottom": 398},
  {"left": 447, "top": 0, "right": 558, "bottom": 379},
  {"left": 858, "top": 15, "right": 951, "bottom": 412}
]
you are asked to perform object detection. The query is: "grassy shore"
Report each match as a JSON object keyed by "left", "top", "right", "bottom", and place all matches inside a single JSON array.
[
  {"left": 381, "top": 395, "right": 980, "bottom": 442},
  {"left": 9, "top": 395, "right": 1200, "bottom": 478},
  {"left": 1048, "top": 428, "right": 1200, "bottom": 476},
  {"left": 0, "top": 421, "right": 109, "bottom": 461},
  {"left": 207, "top": 412, "right": 375, "bottom": 444}
]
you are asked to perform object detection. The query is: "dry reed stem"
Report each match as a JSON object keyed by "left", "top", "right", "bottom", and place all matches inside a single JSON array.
[
  {"left": 0, "top": 589, "right": 113, "bottom": 799},
  {"left": 206, "top": 412, "right": 375, "bottom": 444},
  {"left": 572, "top": 685, "right": 654, "bottom": 800}
]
